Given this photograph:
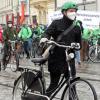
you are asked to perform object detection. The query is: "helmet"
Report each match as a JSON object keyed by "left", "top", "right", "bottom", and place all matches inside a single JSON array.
[{"left": 61, "top": 2, "right": 78, "bottom": 12}]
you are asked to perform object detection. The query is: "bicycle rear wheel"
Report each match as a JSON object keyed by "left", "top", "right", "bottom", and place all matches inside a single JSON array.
[
  {"left": 89, "top": 45, "right": 100, "bottom": 63},
  {"left": 61, "top": 77, "right": 97, "bottom": 100},
  {"left": 12, "top": 71, "right": 44, "bottom": 100}
]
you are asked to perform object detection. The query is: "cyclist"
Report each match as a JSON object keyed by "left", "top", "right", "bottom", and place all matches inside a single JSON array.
[
  {"left": 32, "top": 23, "right": 44, "bottom": 40},
  {"left": 2, "top": 21, "right": 17, "bottom": 70},
  {"left": 40, "top": 1, "right": 82, "bottom": 97},
  {"left": 18, "top": 23, "right": 32, "bottom": 59}
]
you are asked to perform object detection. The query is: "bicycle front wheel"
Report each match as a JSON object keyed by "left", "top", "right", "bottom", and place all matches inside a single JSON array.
[
  {"left": 10, "top": 53, "right": 19, "bottom": 72},
  {"left": 61, "top": 77, "right": 97, "bottom": 100},
  {"left": 12, "top": 72, "right": 44, "bottom": 100},
  {"left": 89, "top": 45, "right": 100, "bottom": 63}
]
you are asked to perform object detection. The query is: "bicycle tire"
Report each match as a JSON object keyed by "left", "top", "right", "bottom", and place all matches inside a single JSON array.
[
  {"left": 89, "top": 45, "right": 100, "bottom": 63},
  {"left": 12, "top": 71, "right": 44, "bottom": 100},
  {"left": 61, "top": 77, "right": 97, "bottom": 100},
  {"left": 10, "top": 52, "right": 19, "bottom": 72},
  {"left": 2, "top": 53, "right": 11, "bottom": 70}
]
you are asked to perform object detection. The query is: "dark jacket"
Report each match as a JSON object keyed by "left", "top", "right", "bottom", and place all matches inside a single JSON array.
[
  {"left": 44, "top": 16, "right": 82, "bottom": 74},
  {"left": 3, "top": 26, "right": 16, "bottom": 41}
]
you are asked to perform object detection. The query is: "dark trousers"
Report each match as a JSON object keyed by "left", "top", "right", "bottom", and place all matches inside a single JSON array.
[
  {"left": 46, "top": 72, "right": 61, "bottom": 96},
  {"left": 23, "top": 41, "right": 29, "bottom": 57},
  {"left": 46, "top": 70, "right": 76, "bottom": 97}
]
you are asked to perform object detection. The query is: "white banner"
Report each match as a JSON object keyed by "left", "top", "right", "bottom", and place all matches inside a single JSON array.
[
  {"left": 48, "top": 10, "right": 100, "bottom": 29},
  {"left": 76, "top": 10, "right": 100, "bottom": 29}
]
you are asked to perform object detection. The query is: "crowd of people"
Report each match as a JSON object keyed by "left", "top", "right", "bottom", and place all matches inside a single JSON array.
[{"left": 0, "top": 21, "right": 46, "bottom": 70}]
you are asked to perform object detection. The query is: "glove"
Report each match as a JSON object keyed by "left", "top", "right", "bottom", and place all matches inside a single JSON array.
[
  {"left": 40, "top": 38, "right": 48, "bottom": 44},
  {"left": 71, "top": 43, "right": 80, "bottom": 49}
]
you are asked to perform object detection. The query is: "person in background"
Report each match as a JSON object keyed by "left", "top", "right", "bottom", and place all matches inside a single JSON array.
[
  {"left": 18, "top": 24, "right": 32, "bottom": 59},
  {"left": 33, "top": 23, "right": 44, "bottom": 39},
  {"left": 40, "top": 1, "right": 82, "bottom": 97},
  {"left": 0, "top": 25, "right": 3, "bottom": 71},
  {"left": 0, "top": 25, "right": 3, "bottom": 43},
  {"left": 75, "top": 20, "right": 84, "bottom": 67},
  {"left": 81, "top": 28, "right": 92, "bottom": 61},
  {"left": 2, "top": 21, "right": 16, "bottom": 70}
]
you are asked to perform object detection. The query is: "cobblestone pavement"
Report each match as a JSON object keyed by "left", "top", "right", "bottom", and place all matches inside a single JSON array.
[{"left": 0, "top": 59, "right": 100, "bottom": 100}]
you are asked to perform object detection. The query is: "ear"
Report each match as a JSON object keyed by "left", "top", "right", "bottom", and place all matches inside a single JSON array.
[{"left": 63, "top": 11, "right": 67, "bottom": 15}]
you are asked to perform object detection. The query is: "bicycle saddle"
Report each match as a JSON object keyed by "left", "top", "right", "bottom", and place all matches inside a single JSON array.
[{"left": 31, "top": 57, "right": 47, "bottom": 64}]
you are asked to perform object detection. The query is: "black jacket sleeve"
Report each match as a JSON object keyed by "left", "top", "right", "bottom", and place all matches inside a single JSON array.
[{"left": 43, "top": 20, "right": 57, "bottom": 39}]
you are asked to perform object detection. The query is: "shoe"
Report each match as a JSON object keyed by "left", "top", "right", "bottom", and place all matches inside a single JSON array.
[
  {"left": 26, "top": 56, "right": 30, "bottom": 59},
  {"left": 77, "top": 62, "right": 81, "bottom": 67}
]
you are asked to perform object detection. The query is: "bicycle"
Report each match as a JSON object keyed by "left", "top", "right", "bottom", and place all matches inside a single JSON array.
[
  {"left": 2, "top": 40, "right": 20, "bottom": 72},
  {"left": 12, "top": 40, "right": 98, "bottom": 100},
  {"left": 89, "top": 37, "right": 100, "bottom": 63}
]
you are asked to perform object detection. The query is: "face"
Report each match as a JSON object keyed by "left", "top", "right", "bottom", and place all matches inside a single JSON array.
[
  {"left": 64, "top": 9, "right": 77, "bottom": 20},
  {"left": 8, "top": 23, "right": 12, "bottom": 27}
]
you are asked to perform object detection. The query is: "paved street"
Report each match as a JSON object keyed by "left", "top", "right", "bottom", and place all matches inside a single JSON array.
[{"left": 0, "top": 59, "right": 100, "bottom": 100}]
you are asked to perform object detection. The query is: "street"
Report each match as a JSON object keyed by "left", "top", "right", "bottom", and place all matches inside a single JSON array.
[{"left": 0, "top": 59, "right": 100, "bottom": 100}]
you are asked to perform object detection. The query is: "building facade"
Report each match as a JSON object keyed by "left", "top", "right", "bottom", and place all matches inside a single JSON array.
[
  {"left": 0, "top": 0, "right": 19, "bottom": 25},
  {"left": 0, "top": 0, "right": 100, "bottom": 25},
  {"left": 30, "top": 0, "right": 55, "bottom": 25}
]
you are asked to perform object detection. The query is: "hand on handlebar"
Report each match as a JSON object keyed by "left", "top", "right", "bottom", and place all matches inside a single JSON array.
[
  {"left": 40, "top": 38, "right": 48, "bottom": 44},
  {"left": 71, "top": 43, "right": 80, "bottom": 49},
  {"left": 46, "top": 40, "right": 80, "bottom": 49}
]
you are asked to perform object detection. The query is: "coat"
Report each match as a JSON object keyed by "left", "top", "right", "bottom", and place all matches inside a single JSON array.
[
  {"left": 18, "top": 26, "right": 32, "bottom": 41},
  {"left": 44, "top": 16, "right": 82, "bottom": 74},
  {"left": 3, "top": 27, "right": 16, "bottom": 41}
]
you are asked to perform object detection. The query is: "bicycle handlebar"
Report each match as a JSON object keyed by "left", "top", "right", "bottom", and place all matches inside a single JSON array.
[{"left": 46, "top": 40, "right": 80, "bottom": 50}]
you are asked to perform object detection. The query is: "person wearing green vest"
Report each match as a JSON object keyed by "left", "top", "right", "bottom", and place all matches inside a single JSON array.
[
  {"left": 2, "top": 21, "right": 17, "bottom": 70},
  {"left": 3, "top": 21, "right": 17, "bottom": 41},
  {"left": 33, "top": 23, "right": 44, "bottom": 39},
  {"left": 81, "top": 28, "right": 93, "bottom": 61},
  {"left": 92, "top": 28, "right": 100, "bottom": 45},
  {"left": 18, "top": 24, "right": 32, "bottom": 59},
  {"left": 82, "top": 28, "right": 92, "bottom": 40}
]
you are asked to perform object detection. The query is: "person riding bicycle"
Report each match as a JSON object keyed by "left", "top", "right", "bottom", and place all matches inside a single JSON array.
[
  {"left": 18, "top": 23, "right": 32, "bottom": 59},
  {"left": 33, "top": 23, "right": 44, "bottom": 40},
  {"left": 40, "top": 1, "right": 82, "bottom": 96},
  {"left": 2, "top": 21, "right": 17, "bottom": 70}
]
